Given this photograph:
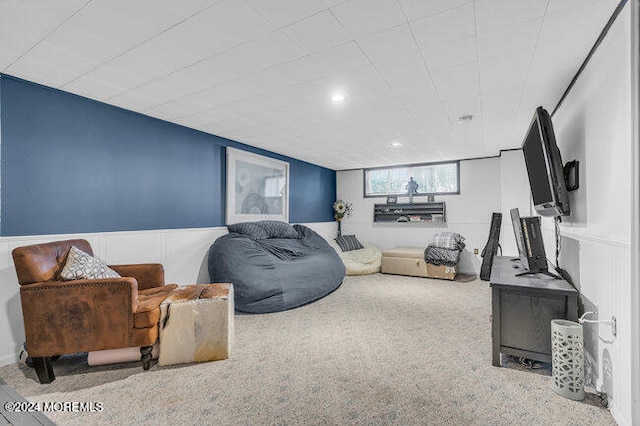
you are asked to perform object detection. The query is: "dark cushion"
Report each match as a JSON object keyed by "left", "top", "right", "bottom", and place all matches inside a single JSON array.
[
  {"left": 227, "top": 222, "right": 269, "bottom": 239},
  {"left": 257, "top": 221, "right": 300, "bottom": 239},
  {"left": 335, "top": 235, "right": 364, "bottom": 252}
]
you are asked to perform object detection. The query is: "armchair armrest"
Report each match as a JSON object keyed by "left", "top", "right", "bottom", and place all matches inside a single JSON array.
[
  {"left": 20, "top": 277, "right": 139, "bottom": 357},
  {"left": 109, "top": 263, "right": 164, "bottom": 290}
]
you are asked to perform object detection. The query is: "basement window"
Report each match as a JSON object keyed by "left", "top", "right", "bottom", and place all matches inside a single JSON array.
[{"left": 364, "top": 161, "right": 460, "bottom": 197}]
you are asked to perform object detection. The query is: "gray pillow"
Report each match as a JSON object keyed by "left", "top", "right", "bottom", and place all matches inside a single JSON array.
[
  {"left": 257, "top": 221, "right": 300, "bottom": 239},
  {"left": 335, "top": 235, "right": 364, "bottom": 252},
  {"left": 227, "top": 222, "right": 269, "bottom": 239},
  {"left": 61, "top": 246, "right": 121, "bottom": 280}
]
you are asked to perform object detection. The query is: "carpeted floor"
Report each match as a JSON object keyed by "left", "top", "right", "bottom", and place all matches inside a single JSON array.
[{"left": 0, "top": 274, "right": 616, "bottom": 425}]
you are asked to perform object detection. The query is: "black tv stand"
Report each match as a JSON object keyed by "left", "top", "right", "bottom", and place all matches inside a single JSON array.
[
  {"left": 515, "top": 269, "right": 562, "bottom": 279},
  {"left": 490, "top": 257, "right": 577, "bottom": 366}
]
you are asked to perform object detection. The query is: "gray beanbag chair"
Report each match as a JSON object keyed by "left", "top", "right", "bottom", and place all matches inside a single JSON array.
[{"left": 208, "top": 222, "right": 345, "bottom": 313}]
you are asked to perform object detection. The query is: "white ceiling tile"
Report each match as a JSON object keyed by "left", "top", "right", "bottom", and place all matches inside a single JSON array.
[
  {"left": 399, "top": 0, "right": 472, "bottom": 22},
  {"left": 410, "top": 3, "right": 476, "bottom": 50},
  {"left": 246, "top": 56, "right": 329, "bottom": 94},
  {"left": 481, "top": 67, "right": 529, "bottom": 95},
  {"left": 212, "top": 31, "right": 306, "bottom": 76},
  {"left": 48, "top": 0, "right": 222, "bottom": 66},
  {"left": 203, "top": 77, "right": 268, "bottom": 103},
  {"left": 323, "top": 0, "right": 349, "bottom": 7},
  {"left": 0, "top": 28, "right": 40, "bottom": 70},
  {"left": 479, "top": 48, "right": 533, "bottom": 74},
  {"left": 64, "top": 65, "right": 144, "bottom": 98},
  {"left": 399, "top": 93, "right": 442, "bottom": 118},
  {"left": 183, "top": 89, "right": 235, "bottom": 112},
  {"left": 431, "top": 62, "right": 480, "bottom": 101},
  {"left": 479, "top": 49, "right": 533, "bottom": 93},
  {"left": 146, "top": 63, "right": 235, "bottom": 99},
  {"left": 538, "top": 1, "right": 615, "bottom": 50},
  {"left": 475, "top": 0, "right": 548, "bottom": 34},
  {"left": 356, "top": 24, "right": 419, "bottom": 62},
  {"left": 245, "top": 0, "right": 327, "bottom": 27},
  {"left": 374, "top": 51, "right": 434, "bottom": 96},
  {"left": 477, "top": 18, "right": 542, "bottom": 58},
  {"left": 1, "top": 0, "right": 616, "bottom": 169},
  {"left": 482, "top": 89, "right": 522, "bottom": 143},
  {"left": 6, "top": 45, "right": 97, "bottom": 88},
  {"left": 38, "top": 24, "right": 123, "bottom": 67},
  {"left": 282, "top": 10, "right": 350, "bottom": 54},
  {"left": 143, "top": 102, "right": 191, "bottom": 120},
  {"left": 311, "top": 42, "right": 370, "bottom": 73},
  {"left": 106, "top": 90, "right": 162, "bottom": 111},
  {"left": 7, "top": 39, "right": 99, "bottom": 84},
  {"left": 102, "top": 36, "right": 207, "bottom": 87},
  {"left": 120, "top": 82, "right": 184, "bottom": 106},
  {"left": 422, "top": 36, "right": 477, "bottom": 71},
  {"left": 0, "top": 0, "right": 88, "bottom": 72},
  {"left": 547, "top": 0, "right": 613, "bottom": 16},
  {"left": 331, "top": 0, "right": 406, "bottom": 38},
  {"left": 0, "top": 0, "right": 86, "bottom": 39},
  {"left": 443, "top": 96, "right": 482, "bottom": 122},
  {"left": 63, "top": 71, "right": 130, "bottom": 101},
  {"left": 145, "top": 30, "right": 305, "bottom": 99}
]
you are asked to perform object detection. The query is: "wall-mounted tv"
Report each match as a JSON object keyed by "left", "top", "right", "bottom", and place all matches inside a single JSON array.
[{"left": 522, "top": 107, "right": 571, "bottom": 217}]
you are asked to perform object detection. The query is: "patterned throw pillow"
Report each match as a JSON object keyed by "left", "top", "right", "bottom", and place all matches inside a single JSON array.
[
  {"left": 334, "top": 235, "right": 364, "bottom": 252},
  {"left": 257, "top": 221, "right": 300, "bottom": 239},
  {"left": 227, "top": 222, "right": 269, "bottom": 239},
  {"left": 60, "top": 246, "right": 121, "bottom": 280}
]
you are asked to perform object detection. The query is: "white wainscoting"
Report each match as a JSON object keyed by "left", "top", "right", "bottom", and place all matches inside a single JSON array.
[
  {"left": 541, "top": 224, "right": 633, "bottom": 426},
  {"left": 0, "top": 221, "right": 336, "bottom": 366}
]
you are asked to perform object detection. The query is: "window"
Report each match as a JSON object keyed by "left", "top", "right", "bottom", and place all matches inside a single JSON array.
[{"left": 364, "top": 161, "right": 459, "bottom": 197}]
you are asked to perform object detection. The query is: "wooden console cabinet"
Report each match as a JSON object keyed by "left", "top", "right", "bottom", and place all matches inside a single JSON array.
[{"left": 490, "top": 256, "right": 578, "bottom": 366}]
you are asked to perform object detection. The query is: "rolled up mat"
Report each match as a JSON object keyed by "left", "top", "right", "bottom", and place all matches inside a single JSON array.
[{"left": 87, "top": 343, "right": 159, "bottom": 366}]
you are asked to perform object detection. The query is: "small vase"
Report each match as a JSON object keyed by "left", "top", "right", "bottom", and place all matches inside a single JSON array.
[{"left": 337, "top": 219, "right": 342, "bottom": 237}]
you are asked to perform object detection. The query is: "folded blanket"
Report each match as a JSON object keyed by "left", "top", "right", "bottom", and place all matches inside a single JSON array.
[
  {"left": 424, "top": 246, "right": 461, "bottom": 267},
  {"left": 428, "top": 232, "right": 466, "bottom": 251}
]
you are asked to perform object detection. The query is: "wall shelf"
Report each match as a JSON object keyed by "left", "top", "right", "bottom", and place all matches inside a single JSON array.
[{"left": 373, "top": 202, "right": 446, "bottom": 223}]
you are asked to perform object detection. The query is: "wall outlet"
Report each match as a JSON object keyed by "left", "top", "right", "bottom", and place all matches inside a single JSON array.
[{"left": 474, "top": 248, "right": 479, "bottom": 255}]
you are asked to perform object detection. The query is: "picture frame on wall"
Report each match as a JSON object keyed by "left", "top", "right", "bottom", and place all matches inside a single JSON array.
[
  {"left": 226, "top": 148, "right": 290, "bottom": 224},
  {"left": 386, "top": 196, "right": 397, "bottom": 204}
]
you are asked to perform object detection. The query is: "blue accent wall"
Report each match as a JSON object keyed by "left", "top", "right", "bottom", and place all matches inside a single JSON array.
[{"left": 0, "top": 75, "right": 336, "bottom": 236}]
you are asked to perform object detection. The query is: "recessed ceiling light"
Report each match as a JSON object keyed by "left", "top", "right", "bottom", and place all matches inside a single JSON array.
[
  {"left": 331, "top": 93, "right": 345, "bottom": 103},
  {"left": 458, "top": 114, "right": 474, "bottom": 123},
  {"left": 389, "top": 142, "right": 402, "bottom": 148}
]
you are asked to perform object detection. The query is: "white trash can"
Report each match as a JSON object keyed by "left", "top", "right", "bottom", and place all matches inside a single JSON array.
[{"left": 551, "top": 319, "right": 585, "bottom": 400}]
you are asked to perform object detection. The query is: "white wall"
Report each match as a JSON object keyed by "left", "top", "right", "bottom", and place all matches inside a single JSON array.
[
  {"left": 0, "top": 221, "right": 335, "bottom": 366},
  {"left": 499, "top": 150, "right": 533, "bottom": 256},
  {"left": 540, "top": 5, "right": 633, "bottom": 425},
  {"left": 336, "top": 157, "right": 502, "bottom": 274}
]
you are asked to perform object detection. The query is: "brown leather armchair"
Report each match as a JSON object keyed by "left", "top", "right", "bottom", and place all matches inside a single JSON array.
[{"left": 12, "top": 239, "right": 178, "bottom": 384}]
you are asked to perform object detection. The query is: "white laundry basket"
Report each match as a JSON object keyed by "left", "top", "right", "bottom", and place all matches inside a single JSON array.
[{"left": 551, "top": 319, "right": 585, "bottom": 400}]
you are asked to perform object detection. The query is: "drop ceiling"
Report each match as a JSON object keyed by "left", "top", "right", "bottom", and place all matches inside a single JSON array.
[{"left": 0, "top": 0, "right": 621, "bottom": 170}]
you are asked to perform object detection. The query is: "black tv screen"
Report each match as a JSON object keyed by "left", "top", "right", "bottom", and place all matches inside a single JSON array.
[{"left": 522, "top": 107, "right": 570, "bottom": 217}]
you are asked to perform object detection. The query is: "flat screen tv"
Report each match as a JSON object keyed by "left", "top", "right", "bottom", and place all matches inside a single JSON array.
[{"left": 522, "top": 107, "right": 570, "bottom": 217}]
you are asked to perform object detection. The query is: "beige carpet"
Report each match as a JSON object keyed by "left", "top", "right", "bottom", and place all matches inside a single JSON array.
[{"left": 0, "top": 274, "right": 615, "bottom": 425}]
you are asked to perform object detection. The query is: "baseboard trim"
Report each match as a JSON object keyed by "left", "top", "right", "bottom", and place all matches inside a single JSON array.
[{"left": 0, "top": 352, "right": 17, "bottom": 367}]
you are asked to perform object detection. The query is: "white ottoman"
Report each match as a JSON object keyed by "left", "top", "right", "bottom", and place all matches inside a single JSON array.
[
  {"left": 381, "top": 246, "right": 458, "bottom": 280},
  {"left": 158, "top": 283, "right": 234, "bottom": 366}
]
